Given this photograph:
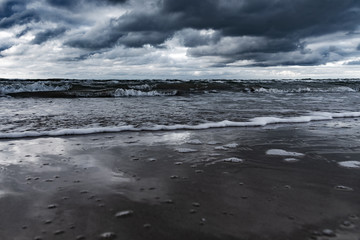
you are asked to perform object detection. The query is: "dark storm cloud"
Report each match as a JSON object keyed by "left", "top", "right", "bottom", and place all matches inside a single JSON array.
[
  {"left": 46, "top": 0, "right": 128, "bottom": 10},
  {"left": 1, "top": 0, "right": 360, "bottom": 67},
  {"left": 176, "top": 29, "right": 221, "bottom": 47},
  {"left": 31, "top": 27, "right": 67, "bottom": 44},
  {"left": 62, "top": 0, "right": 360, "bottom": 66},
  {"left": 106, "top": 0, "right": 128, "bottom": 4},
  {"left": 160, "top": 0, "right": 360, "bottom": 38},
  {"left": 0, "top": 0, "right": 39, "bottom": 29},
  {"left": 45, "top": 0, "right": 79, "bottom": 9}
]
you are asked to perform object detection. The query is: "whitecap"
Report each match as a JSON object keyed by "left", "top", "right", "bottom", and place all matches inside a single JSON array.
[
  {"left": 175, "top": 148, "right": 197, "bottom": 153},
  {"left": 266, "top": 149, "right": 304, "bottom": 157},
  {"left": 338, "top": 161, "right": 360, "bottom": 169}
]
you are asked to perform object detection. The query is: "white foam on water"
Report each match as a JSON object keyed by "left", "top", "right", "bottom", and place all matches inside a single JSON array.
[
  {"left": 0, "top": 81, "right": 70, "bottom": 94},
  {"left": 186, "top": 139, "right": 202, "bottom": 145},
  {"left": 223, "top": 157, "right": 243, "bottom": 163},
  {"left": 338, "top": 161, "right": 360, "bottom": 169},
  {"left": 284, "top": 158, "right": 300, "bottom": 162},
  {"left": 175, "top": 148, "right": 198, "bottom": 153},
  {"left": 1, "top": 111, "right": 360, "bottom": 139},
  {"left": 255, "top": 86, "right": 356, "bottom": 93},
  {"left": 214, "top": 146, "right": 228, "bottom": 150},
  {"left": 223, "top": 143, "right": 239, "bottom": 148},
  {"left": 114, "top": 89, "right": 177, "bottom": 97},
  {"left": 266, "top": 149, "right": 305, "bottom": 157}
]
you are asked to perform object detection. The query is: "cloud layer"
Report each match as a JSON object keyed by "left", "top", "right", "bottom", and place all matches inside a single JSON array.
[{"left": 1, "top": 0, "right": 360, "bottom": 78}]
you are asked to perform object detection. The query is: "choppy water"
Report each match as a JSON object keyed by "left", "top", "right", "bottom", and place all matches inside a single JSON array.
[{"left": 1, "top": 79, "right": 360, "bottom": 138}]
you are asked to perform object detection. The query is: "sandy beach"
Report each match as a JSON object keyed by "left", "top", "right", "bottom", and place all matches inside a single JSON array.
[{"left": 0, "top": 120, "right": 359, "bottom": 240}]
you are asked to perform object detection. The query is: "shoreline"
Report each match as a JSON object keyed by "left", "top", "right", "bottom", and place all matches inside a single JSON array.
[{"left": 0, "top": 122, "right": 359, "bottom": 239}]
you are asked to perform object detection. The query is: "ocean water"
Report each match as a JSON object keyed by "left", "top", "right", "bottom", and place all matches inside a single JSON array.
[{"left": 1, "top": 79, "right": 360, "bottom": 139}]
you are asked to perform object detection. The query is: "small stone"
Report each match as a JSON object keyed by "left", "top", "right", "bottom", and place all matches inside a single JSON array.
[
  {"left": 195, "top": 170, "right": 204, "bottom": 174},
  {"left": 143, "top": 223, "right": 151, "bottom": 229},
  {"left": 44, "top": 220, "right": 52, "bottom": 224},
  {"left": 99, "top": 232, "right": 117, "bottom": 239},
  {"left": 334, "top": 185, "right": 354, "bottom": 191},
  {"left": 165, "top": 199, "right": 174, "bottom": 204},
  {"left": 34, "top": 237, "right": 43, "bottom": 240},
  {"left": 115, "top": 210, "right": 134, "bottom": 218},
  {"left": 322, "top": 229, "right": 335, "bottom": 237},
  {"left": 47, "top": 204, "right": 58, "bottom": 209},
  {"left": 192, "top": 202, "right": 200, "bottom": 207},
  {"left": 170, "top": 175, "right": 179, "bottom": 179},
  {"left": 174, "top": 162, "right": 183, "bottom": 165},
  {"left": 54, "top": 230, "right": 65, "bottom": 235},
  {"left": 76, "top": 235, "right": 86, "bottom": 240},
  {"left": 342, "top": 220, "right": 352, "bottom": 226},
  {"left": 189, "top": 209, "right": 197, "bottom": 214}
]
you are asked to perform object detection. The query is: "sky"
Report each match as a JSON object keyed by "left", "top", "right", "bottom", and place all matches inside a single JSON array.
[{"left": 1, "top": 0, "right": 360, "bottom": 79}]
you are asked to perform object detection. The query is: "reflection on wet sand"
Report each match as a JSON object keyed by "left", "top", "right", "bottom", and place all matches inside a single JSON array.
[{"left": 0, "top": 124, "right": 359, "bottom": 239}]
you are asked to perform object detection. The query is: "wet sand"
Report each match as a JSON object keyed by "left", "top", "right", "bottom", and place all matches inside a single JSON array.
[{"left": 0, "top": 120, "right": 360, "bottom": 240}]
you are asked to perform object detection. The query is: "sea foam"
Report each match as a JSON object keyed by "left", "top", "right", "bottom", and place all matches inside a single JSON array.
[
  {"left": 266, "top": 149, "right": 304, "bottom": 157},
  {"left": 1, "top": 111, "right": 360, "bottom": 139},
  {"left": 338, "top": 161, "right": 360, "bottom": 169}
]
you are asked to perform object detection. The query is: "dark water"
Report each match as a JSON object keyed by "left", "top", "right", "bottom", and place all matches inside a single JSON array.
[{"left": 1, "top": 79, "right": 360, "bottom": 138}]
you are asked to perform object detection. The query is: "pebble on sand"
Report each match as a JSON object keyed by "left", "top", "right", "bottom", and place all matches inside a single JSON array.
[
  {"left": 334, "top": 185, "right": 354, "bottom": 191},
  {"left": 322, "top": 229, "right": 336, "bottom": 237},
  {"left": 115, "top": 210, "right": 134, "bottom": 218},
  {"left": 47, "top": 204, "right": 58, "bottom": 209},
  {"left": 99, "top": 232, "right": 117, "bottom": 239}
]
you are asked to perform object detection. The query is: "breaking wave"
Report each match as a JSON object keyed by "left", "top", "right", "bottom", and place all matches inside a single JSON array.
[
  {"left": 1, "top": 79, "right": 359, "bottom": 98},
  {"left": 1, "top": 111, "right": 359, "bottom": 139},
  {"left": 114, "top": 89, "right": 178, "bottom": 97}
]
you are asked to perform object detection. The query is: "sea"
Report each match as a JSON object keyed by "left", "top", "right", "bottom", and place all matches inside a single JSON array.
[{"left": 1, "top": 78, "right": 360, "bottom": 139}]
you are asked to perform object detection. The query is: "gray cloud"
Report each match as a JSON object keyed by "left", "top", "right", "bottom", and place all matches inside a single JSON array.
[
  {"left": 1, "top": 0, "right": 360, "bottom": 72},
  {"left": 61, "top": 0, "right": 360, "bottom": 66},
  {"left": 32, "top": 27, "right": 67, "bottom": 44}
]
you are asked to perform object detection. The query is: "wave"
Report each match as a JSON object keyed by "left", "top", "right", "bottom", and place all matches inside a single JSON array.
[
  {"left": 0, "top": 81, "right": 70, "bottom": 95},
  {"left": 1, "top": 111, "right": 359, "bottom": 139},
  {"left": 1, "top": 79, "right": 359, "bottom": 98},
  {"left": 254, "top": 86, "right": 357, "bottom": 93},
  {"left": 114, "top": 89, "right": 178, "bottom": 97}
]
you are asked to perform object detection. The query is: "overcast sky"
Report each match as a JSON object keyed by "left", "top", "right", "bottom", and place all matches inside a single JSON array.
[{"left": 1, "top": 0, "right": 360, "bottom": 79}]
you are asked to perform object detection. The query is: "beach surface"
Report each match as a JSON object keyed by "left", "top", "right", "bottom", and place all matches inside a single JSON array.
[{"left": 0, "top": 120, "right": 360, "bottom": 240}]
